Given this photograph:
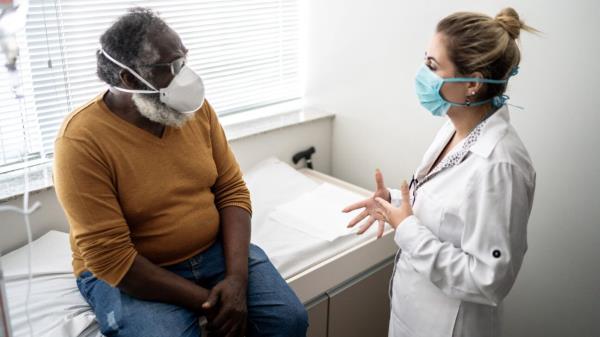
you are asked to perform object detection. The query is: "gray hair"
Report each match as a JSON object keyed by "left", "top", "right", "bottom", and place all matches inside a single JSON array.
[{"left": 96, "top": 7, "right": 167, "bottom": 88}]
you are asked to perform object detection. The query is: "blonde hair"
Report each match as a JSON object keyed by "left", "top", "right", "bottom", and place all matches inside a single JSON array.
[{"left": 436, "top": 7, "right": 538, "bottom": 101}]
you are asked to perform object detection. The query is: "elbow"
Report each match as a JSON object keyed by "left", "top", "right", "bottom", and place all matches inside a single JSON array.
[
  {"left": 77, "top": 240, "right": 137, "bottom": 287},
  {"left": 471, "top": 270, "right": 517, "bottom": 307},
  {"left": 214, "top": 182, "right": 252, "bottom": 213},
  {"left": 87, "top": 250, "right": 137, "bottom": 287}
]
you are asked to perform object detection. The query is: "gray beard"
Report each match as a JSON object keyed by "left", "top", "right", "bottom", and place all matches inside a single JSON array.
[{"left": 131, "top": 93, "right": 194, "bottom": 128}]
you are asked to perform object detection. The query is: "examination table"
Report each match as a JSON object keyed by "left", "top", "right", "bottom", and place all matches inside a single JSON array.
[{"left": 2, "top": 158, "right": 397, "bottom": 337}]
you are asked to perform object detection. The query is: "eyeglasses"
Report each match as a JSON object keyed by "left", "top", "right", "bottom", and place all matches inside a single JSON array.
[{"left": 141, "top": 56, "right": 187, "bottom": 75}]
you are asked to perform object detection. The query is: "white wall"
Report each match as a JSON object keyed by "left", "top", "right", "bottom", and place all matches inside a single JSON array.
[
  {"left": 305, "top": 0, "right": 600, "bottom": 336},
  {"left": 0, "top": 118, "right": 333, "bottom": 254}
]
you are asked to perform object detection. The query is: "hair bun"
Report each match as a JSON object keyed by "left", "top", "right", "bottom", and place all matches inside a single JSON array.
[{"left": 495, "top": 7, "right": 523, "bottom": 40}]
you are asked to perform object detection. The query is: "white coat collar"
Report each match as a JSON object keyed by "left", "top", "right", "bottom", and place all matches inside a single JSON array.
[
  {"left": 414, "top": 105, "right": 511, "bottom": 182},
  {"left": 469, "top": 105, "right": 510, "bottom": 158}
]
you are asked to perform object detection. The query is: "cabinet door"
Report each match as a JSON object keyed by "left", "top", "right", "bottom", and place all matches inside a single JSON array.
[
  {"left": 306, "top": 295, "right": 329, "bottom": 337},
  {"left": 327, "top": 260, "right": 394, "bottom": 337}
]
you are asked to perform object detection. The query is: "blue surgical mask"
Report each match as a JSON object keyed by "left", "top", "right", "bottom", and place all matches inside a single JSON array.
[{"left": 414, "top": 64, "right": 516, "bottom": 117}]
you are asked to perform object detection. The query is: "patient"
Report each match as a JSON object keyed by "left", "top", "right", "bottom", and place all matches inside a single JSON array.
[{"left": 53, "top": 7, "right": 307, "bottom": 337}]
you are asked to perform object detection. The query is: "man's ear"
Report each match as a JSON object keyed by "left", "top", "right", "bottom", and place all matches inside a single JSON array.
[
  {"left": 466, "top": 71, "right": 484, "bottom": 97},
  {"left": 119, "top": 69, "right": 138, "bottom": 89}
]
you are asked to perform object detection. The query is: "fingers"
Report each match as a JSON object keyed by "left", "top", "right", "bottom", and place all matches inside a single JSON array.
[
  {"left": 374, "top": 197, "right": 393, "bottom": 212},
  {"left": 209, "top": 317, "right": 234, "bottom": 337},
  {"left": 400, "top": 180, "right": 414, "bottom": 215},
  {"left": 237, "top": 317, "right": 247, "bottom": 337},
  {"left": 222, "top": 319, "right": 239, "bottom": 337},
  {"left": 400, "top": 180, "right": 410, "bottom": 201},
  {"left": 347, "top": 209, "right": 368, "bottom": 228},
  {"left": 210, "top": 309, "right": 230, "bottom": 333},
  {"left": 357, "top": 216, "right": 376, "bottom": 235},
  {"left": 342, "top": 199, "right": 367, "bottom": 213},
  {"left": 203, "top": 287, "right": 221, "bottom": 310},
  {"left": 377, "top": 219, "right": 385, "bottom": 239},
  {"left": 375, "top": 169, "right": 386, "bottom": 191}
]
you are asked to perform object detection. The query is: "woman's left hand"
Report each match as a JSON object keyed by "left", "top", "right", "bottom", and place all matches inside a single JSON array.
[{"left": 374, "top": 180, "right": 414, "bottom": 229}]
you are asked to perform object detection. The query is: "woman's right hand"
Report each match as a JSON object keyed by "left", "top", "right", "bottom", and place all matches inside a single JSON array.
[{"left": 342, "top": 169, "right": 391, "bottom": 238}]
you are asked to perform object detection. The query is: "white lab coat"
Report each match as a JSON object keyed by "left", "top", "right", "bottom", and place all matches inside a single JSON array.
[{"left": 387, "top": 106, "right": 536, "bottom": 337}]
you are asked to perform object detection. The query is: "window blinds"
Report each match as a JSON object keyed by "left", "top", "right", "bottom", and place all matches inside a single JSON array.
[{"left": 0, "top": 0, "right": 301, "bottom": 173}]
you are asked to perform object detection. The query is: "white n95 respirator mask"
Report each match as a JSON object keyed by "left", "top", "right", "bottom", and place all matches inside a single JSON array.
[{"left": 100, "top": 48, "right": 205, "bottom": 114}]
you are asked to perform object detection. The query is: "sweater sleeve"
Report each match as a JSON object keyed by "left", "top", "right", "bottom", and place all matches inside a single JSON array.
[
  {"left": 205, "top": 102, "right": 252, "bottom": 215},
  {"left": 53, "top": 137, "right": 137, "bottom": 286}
]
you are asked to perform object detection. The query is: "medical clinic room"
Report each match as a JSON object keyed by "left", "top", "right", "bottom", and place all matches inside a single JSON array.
[{"left": 1, "top": 0, "right": 599, "bottom": 336}]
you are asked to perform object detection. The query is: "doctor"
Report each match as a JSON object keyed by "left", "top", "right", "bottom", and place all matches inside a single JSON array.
[{"left": 343, "top": 8, "right": 537, "bottom": 337}]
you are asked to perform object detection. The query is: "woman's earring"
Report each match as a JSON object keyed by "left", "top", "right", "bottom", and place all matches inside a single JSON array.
[{"left": 465, "top": 92, "right": 476, "bottom": 106}]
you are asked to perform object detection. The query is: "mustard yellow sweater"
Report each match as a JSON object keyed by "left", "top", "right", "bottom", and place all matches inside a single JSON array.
[{"left": 53, "top": 92, "right": 251, "bottom": 286}]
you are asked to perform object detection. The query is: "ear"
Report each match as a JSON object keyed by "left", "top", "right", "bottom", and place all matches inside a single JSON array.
[
  {"left": 465, "top": 71, "right": 484, "bottom": 97},
  {"left": 119, "top": 69, "right": 139, "bottom": 90}
]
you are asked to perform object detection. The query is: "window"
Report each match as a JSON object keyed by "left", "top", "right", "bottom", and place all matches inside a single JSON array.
[{"left": 0, "top": 0, "right": 302, "bottom": 174}]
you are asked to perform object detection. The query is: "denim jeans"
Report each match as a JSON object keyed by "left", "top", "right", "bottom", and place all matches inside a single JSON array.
[{"left": 76, "top": 241, "right": 308, "bottom": 337}]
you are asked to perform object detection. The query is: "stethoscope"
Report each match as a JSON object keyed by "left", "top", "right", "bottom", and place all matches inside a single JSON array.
[{"left": 409, "top": 175, "right": 419, "bottom": 206}]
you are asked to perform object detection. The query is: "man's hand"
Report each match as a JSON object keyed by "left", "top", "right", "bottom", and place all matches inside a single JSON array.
[
  {"left": 203, "top": 275, "right": 248, "bottom": 337},
  {"left": 342, "top": 169, "right": 391, "bottom": 238},
  {"left": 374, "top": 180, "right": 414, "bottom": 229},
  {"left": 117, "top": 254, "right": 210, "bottom": 314}
]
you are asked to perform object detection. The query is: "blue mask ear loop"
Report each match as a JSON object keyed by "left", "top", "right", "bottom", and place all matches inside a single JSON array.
[
  {"left": 439, "top": 65, "right": 521, "bottom": 108},
  {"left": 497, "top": 66, "right": 524, "bottom": 109},
  {"left": 436, "top": 77, "right": 508, "bottom": 108},
  {"left": 492, "top": 66, "right": 523, "bottom": 109}
]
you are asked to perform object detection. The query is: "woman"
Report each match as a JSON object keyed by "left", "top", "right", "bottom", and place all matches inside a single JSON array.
[{"left": 343, "top": 8, "right": 537, "bottom": 337}]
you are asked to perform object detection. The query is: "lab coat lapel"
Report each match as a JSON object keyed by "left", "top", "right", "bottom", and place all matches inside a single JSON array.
[
  {"left": 413, "top": 120, "right": 456, "bottom": 181},
  {"left": 415, "top": 110, "right": 495, "bottom": 190}
]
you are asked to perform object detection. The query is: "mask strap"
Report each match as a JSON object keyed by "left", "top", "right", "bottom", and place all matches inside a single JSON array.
[
  {"left": 99, "top": 48, "right": 159, "bottom": 93},
  {"left": 490, "top": 67, "right": 520, "bottom": 108},
  {"left": 446, "top": 67, "right": 522, "bottom": 108},
  {"left": 444, "top": 77, "right": 509, "bottom": 84},
  {"left": 444, "top": 65, "right": 520, "bottom": 84}
]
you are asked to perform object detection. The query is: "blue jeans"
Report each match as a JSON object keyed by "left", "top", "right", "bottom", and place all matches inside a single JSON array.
[{"left": 77, "top": 242, "right": 308, "bottom": 337}]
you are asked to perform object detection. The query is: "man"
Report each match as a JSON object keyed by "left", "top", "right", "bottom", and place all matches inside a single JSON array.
[{"left": 53, "top": 8, "right": 307, "bottom": 337}]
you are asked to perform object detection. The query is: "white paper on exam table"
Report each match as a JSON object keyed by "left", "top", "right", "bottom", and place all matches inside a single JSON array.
[
  {"left": 245, "top": 157, "right": 382, "bottom": 279},
  {"left": 268, "top": 182, "right": 363, "bottom": 242}
]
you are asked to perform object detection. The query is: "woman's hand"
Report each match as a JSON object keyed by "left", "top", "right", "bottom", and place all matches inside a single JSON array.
[
  {"left": 373, "top": 180, "right": 414, "bottom": 229},
  {"left": 342, "top": 169, "right": 391, "bottom": 238}
]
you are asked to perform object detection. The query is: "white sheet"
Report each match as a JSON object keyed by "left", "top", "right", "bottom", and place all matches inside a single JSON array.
[
  {"left": 1, "top": 231, "right": 101, "bottom": 337},
  {"left": 2, "top": 157, "right": 379, "bottom": 336},
  {"left": 245, "top": 157, "right": 380, "bottom": 279},
  {"left": 268, "top": 182, "right": 363, "bottom": 242}
]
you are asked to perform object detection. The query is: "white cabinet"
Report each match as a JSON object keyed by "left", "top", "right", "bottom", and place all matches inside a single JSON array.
[{"left": 306, "top": 258, "right": 394, "bottom": 337}]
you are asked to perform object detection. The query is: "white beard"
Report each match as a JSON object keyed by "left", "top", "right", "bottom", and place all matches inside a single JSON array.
[{"left": 131, "top": 93, "right": 194, "bottom": 128}]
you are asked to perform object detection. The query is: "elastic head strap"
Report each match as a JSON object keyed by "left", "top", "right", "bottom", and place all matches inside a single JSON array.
[
  {"left": 443, "top": 77, "right": 508, "bottom": 84},
  {"left": 99, "top": 48, "right": 158, "bottom": 92},
  {"left": 443, "top": 65, "right": 520, "bottom": 85}
]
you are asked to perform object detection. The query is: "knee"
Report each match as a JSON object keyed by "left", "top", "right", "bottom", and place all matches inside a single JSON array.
[{"left": 280, "top": 301, "right": 309, "bottom": 336}]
